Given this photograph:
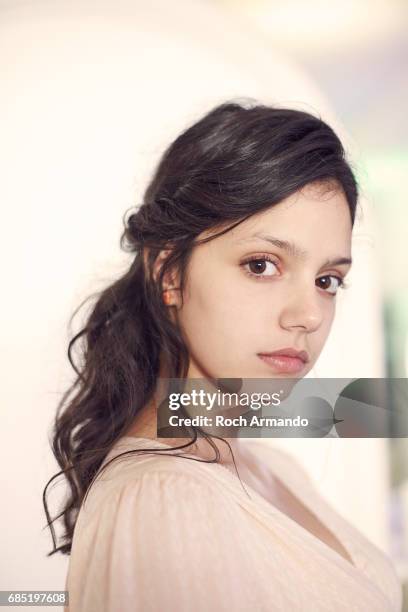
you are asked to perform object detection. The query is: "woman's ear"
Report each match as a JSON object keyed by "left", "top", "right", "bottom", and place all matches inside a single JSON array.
[{"left": 152, "top": 248, "right": 182, "bottom": 308}]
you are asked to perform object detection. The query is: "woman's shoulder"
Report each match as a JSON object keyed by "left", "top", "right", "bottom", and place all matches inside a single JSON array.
[
  {"left": 78, "top": 437, "right": 241, "bottom": 523},
  {"left": 86, "top": 437, "right": 314, "bottom": 512},
  {"left": 68, "top": 440, "right": 275, "bottom": 612},
  {"left": 97, "top": 436, "right": 236, "bottom": 484}
]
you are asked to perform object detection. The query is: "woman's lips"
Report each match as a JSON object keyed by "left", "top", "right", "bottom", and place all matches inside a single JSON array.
[{"left": 257, "top": 353, "right": 307, "bottom": 374}]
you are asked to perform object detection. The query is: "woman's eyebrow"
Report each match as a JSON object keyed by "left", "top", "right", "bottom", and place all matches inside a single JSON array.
[{"left": 236, "top": 233, "right": 353, "bottom": 267}]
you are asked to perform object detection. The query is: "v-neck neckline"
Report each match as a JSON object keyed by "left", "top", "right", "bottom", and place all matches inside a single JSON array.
[{"left": 111, "top": 436, "right": 358, "bottom": 573}]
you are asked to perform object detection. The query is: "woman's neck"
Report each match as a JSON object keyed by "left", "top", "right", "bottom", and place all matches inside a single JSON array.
[{"left": 123, "top": 393, "right": 242, "bottom": 467}]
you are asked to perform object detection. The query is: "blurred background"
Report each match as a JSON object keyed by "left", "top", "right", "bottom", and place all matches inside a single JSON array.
[{"left": 0, "top": 0, "right": 407, "bottom": 609}]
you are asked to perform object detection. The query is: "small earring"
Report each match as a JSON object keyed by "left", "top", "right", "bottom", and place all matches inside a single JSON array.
[{"left": 162, "top": 290, "right": 172, "bottom": 305}]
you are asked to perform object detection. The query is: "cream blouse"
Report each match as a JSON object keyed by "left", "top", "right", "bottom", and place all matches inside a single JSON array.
[{"left": 65, "top": 437, "right": 402, "bottom": 611}]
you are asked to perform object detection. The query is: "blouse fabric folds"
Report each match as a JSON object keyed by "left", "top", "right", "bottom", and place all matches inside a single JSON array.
[{"left": 65, "top": 437, "right": 402, "bottom": 611}]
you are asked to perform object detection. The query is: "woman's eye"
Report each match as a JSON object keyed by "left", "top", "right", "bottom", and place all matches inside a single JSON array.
[
  {"left": 316, "top": 275, "right": 345, "bottom": 295},
  {"left": 241, "top": 257, "right": 279, "bottom": 278},
  {"left": 240, "top": 259, "right": 348, "bottom": 294}
]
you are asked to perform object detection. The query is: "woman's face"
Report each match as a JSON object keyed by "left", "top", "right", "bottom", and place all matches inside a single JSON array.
[{"left": 173, "top": 182, "right": 353, "bottom": 379}]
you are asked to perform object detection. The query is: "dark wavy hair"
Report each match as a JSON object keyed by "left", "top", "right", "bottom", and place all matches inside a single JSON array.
[{"left": 42, "top": 99, "right": 359, "bottom": 556}]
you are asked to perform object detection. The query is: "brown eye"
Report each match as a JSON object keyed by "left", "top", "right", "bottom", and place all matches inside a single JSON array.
[
  {"left": 242, "top": 257, "right": 279, "bottom": 278},
  {"left": 316, "top": 275, "right": 344, "bottom": 295}
]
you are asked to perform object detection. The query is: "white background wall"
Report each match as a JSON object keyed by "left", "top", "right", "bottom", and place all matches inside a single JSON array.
[{"left": 0, "top": 0, "right": 392, "bottom": 605}]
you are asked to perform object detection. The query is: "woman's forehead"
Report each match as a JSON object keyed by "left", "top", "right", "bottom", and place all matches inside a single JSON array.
[{"left": 207, "top": 189, "right": 352, "bottom": 246}]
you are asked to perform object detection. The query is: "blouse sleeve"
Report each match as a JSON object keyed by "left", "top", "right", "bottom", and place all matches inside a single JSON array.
[{"left": 71, "top": 469, "right": 272, "bottom": 612}]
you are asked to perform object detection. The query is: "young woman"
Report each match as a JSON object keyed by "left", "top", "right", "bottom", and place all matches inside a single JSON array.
[{"left": 43, "top": 100, "right": 402, "bottom": 611}]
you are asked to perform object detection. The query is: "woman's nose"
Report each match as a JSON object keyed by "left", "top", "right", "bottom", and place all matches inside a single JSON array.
[{"left": 278, "top": 282, "right": 325, "bottom": 332}]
